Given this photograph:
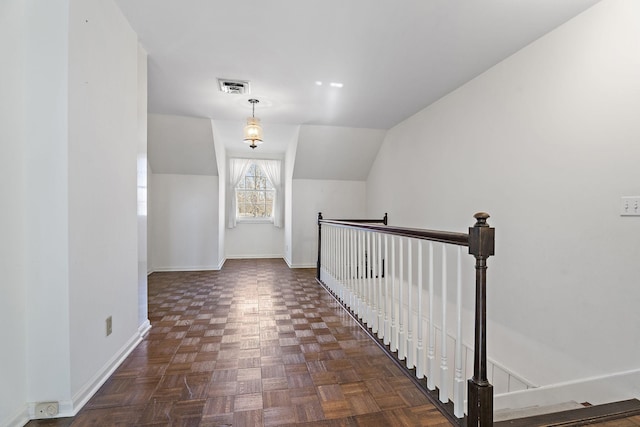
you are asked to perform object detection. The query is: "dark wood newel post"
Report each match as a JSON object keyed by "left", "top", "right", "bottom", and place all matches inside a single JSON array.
[
  {"left": 467, "top": 212, "right": 495, "bottom": 427},
  {"left": 317, "top": 212, "right": 323, "bottom": 280}
]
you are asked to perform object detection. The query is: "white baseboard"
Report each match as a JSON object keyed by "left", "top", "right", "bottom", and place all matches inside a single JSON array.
[
  {"left": 40, "top": 329, "right": 145, "bottom": 418},
  {"left": 138, "top": 319, "right": 151, "bottom": 337},
  {"left": 2, "top": 405, "right": 29, "bottom": 427},
  {"left": 289, "top": 263, "right": 316, "bottom": 268},
  {"left": 495, "top": 368, "right": 640, "bottom": 410},
  {"left": 225, "top": 254, "right": 283, "bottom": 260},
  {"left": 151, "top": 265, "right": 222, "bottom": 272},
  {"left": 150, "top": 257, "right": 227, "bottom": 272},
  {"left": 283, "top": 255, "right": 315, "bottom": 269},
  {"left": 150, "top": 257, "right": 302, "bottom": 272}
]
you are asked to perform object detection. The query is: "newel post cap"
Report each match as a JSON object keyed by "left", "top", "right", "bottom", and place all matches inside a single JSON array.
[
  {"left": 469, "top": 212, "right": 495, "bottom": 258},
  {"left": 473, "top": 212, "right": 490, "bottom": 226}
]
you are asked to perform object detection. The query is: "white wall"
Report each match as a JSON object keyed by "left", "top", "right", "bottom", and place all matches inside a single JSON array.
[
  {"left": 293, "top": 125, "right": 386, "bottom": 180},
  {"left": 0, "top": 1, "right": 28, "bottom": 424},
  {"left": 283, "top": 132, "right": 299, "bottom": 266},
  {"left": 291, "top": 179, "right": 367, "bottom": 267},
  {"left": 24, "top": 0, "right": 73, "bottom": 413},
  {"left": 150, "top": 174, "right": 220, "bottom": 270},
  {"left": 211, "top": 122, "right": 227, "bottom": 269},
  {"left": 137, "top": 46, "right": 149, "bottom": 330},
  {"left": 147, "top": 162, "right": 156, "bottom": 273},
  {"left": 148, "top": 114, "right": 217, "bottom": 175},
  {"left": 67, "top": 0, "right": 142, "bottom": 408},
  {"left": 367, "top": 0, "right": 640, "bottom": 396},
  {"left": 0, "top": 0, "right": 146, "bottom": 421},
  {"left": 226, "top": 223, "right": 284, "bottom": 259},
  {"left": 1, "top": 0, "right": 144, "bottom": 421}
]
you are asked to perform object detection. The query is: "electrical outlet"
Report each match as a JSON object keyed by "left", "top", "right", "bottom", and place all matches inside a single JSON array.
[
  {"left": 106, "top": 316, "right": 112, "bottom": 336},
  {"left": 35, "top": 402, "right": 59, "bottom": 418},
  {"left": 621, "top": 196, "right": 640, "bottom": 216}
]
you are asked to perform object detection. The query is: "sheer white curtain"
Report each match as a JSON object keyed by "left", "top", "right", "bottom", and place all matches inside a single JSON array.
[
  {"left": 255, "top": 159, "right": 283, "bottom": 228},
  {"left": 227, "top": 158, "right": 252, "bottom": 228}
]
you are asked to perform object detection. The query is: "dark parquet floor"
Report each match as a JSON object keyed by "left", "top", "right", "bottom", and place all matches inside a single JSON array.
[{"left": 26, "top": 259, "right": 453, "bottom": 427}]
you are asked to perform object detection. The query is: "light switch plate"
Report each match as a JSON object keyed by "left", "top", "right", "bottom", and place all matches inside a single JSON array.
[{"left": 621, "top": 196, "right": 640, "bottom": 216}]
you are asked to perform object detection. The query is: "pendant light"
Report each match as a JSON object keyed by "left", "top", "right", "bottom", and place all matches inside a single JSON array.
[{"left": 243, "top": 98, "right": 263, "bottom": 149}]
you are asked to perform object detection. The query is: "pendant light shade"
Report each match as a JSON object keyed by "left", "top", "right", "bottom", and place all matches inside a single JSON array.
[{"left": 243, "top": 99, "right": 263, "bottom": 149}]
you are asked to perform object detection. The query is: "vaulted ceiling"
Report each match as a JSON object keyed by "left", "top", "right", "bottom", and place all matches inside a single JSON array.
[{"left": 116, "top": 0, "right": 601, "bottom": 175}]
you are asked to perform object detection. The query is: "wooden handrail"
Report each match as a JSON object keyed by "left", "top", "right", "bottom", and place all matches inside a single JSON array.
[
  {"left": 319, "top": 220, "right": 470, "bottom": 246},
  {"left": 320, "top": 212, "right": 388, "bottom": 225},
  {"left": 316, "top": 212, "right": 495, "bottom": 427}
]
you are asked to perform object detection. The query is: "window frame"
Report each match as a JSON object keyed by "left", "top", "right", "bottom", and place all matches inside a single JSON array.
[{"left": 235, "top": 162, "right": 275, "bottom": 224}]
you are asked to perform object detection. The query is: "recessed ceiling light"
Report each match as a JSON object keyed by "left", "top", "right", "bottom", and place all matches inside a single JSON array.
[
  {"left": 329, "top": 82, "right": 344, "bottom": 88},
  {"left": 315, "top": 81, "right": 323, "bottom": 86}
]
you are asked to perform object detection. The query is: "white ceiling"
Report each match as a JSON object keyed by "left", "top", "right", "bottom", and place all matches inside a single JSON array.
[
  {"left": 123, "top": 0, "right": 600, "bottom": 176},
  {"left": 116, "top": 0, "right": 600, "bottom": 130}
]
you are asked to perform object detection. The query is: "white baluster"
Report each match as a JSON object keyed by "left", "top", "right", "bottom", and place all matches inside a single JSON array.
[
  {"left": 357, "top": 230, "right": 364, "bottom": 320},
  {"left": 343, "top": 229, "right": 353, "bottom": 309},
  {"left": 416, "top": 240, "right": 424, "bottom": 378},
  {"left": 331, "top": 226, "right": 335, "bottom": 285},
  {"left": 323, "top": 225, "right": 328, "bottom": 279},
  {"left": 352, "top": 228, "right": 357, "bottom": 310},
  {"left": 365, "top": 231, "right": 370, "bottom": 324},
  {"left": 322, "top": 224, "right": 326, "bottom": 275},
  {"left": 427, "top": 242, "right": 436, "bottom": 390},
  {"left": 398, "top": 237, "right": 406, "bottom": 360},
  {"left": 454, "top": 246, "right": 465, "bottom": 418},
  {"left": 358, "top": 229, "right": 365, "bottom": 319},
  {"left": 407, "top": 239, "right": 414, "bottom": 368},
  {"left": 371, "top": 231, "right": 378, "bottom": 333},
  {"left": 328, "top": 225, "right": 332, "bottom": 280},
  {"left": 361, "top": 230, "right": 366, "bottom": 321},
  {"left": 330, "top": 226, "right": 335, "bottom": 280},
  {"left": 390, "top": 236, "right": 397, "bottom": 351},
  {"left": 348, "top": 228, "right": 352, "bottom": 300},
  {"left": 329, "top": 225, "right": 332, "bottom": 279},
  {"left": 333, "top": 226, "right": 338, "bottom": 294},
  {"left": 320, "top": 224, "right": 324, "bottom": 280},
  {"left": 340, "top": 228, "right": 345, "bottom": 300},
  {"left": 440, "top": 244, "right": 449, "bottom": 403},
  {"left": 351, "top": 229, "right": 356, "bottom": 309},
  {"left": 342, "top": 228, "right": 347, "bottom": 301},
  {"left": 336, "top": 227, "right": 341, "bottom": 295},
  {"left": 336, "top": 227, "right": 340, "bottom": 295},
  {"left": 366, "top": 231, "right": 373, "bottom": 326},
  {"left": 383, "top": 234, "right": 391, "bottom": 345},
  {"left": 329, "top": 226, "right": 333, "bottom": 279},
  {"left": 377, "top": 233, "right": 384, "bottom": 339}
]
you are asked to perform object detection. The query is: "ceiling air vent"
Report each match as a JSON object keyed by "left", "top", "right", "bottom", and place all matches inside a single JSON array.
[{"left": 218, "top": 79, "right": 251, "bottom": 95}]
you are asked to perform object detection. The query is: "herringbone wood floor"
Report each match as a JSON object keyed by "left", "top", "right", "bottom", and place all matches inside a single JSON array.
[{"left": 26, "top": 259, "right": 453, "bottom": 426}]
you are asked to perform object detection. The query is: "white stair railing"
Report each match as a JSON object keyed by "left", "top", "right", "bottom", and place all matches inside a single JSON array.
[{"left": 317, "top": 212, "right": 495, "bottom": 427}]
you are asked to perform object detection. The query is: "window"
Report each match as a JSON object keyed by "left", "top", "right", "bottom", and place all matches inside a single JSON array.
[
  {"left": 228, "top": 158, "right": 282, "bottom": 229},
  {"left": 236, "top": 163, "right": 275, "bottom": 220}
]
